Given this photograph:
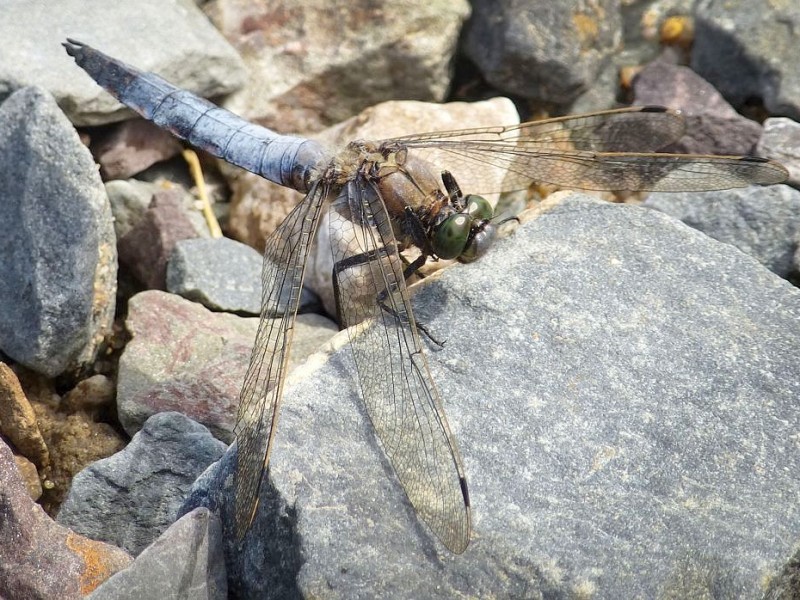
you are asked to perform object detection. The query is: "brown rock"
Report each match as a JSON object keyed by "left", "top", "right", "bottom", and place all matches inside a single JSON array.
[
  {"left": 0, "top": 362, "right": 50, "bottom": 467},
  {"left": 13, "top": 453, "right": 42, "bottom": 500},
  {"left": 62, "top": 374, "right": 116, "bottom": 414},
  {"left": 32, "top": 400, "right": 126, "bottom": 513}
]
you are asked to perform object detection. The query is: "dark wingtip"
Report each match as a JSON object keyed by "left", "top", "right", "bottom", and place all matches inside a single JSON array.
[{"left": 641, "top": 105, "right": 669, "bottom": 113}]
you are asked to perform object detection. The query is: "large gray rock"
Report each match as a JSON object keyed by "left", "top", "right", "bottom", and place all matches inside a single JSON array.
[
  {"left": 87, "top": 508, "right": 227, "bottom": 600},
  {"left": 183, "top": 193, "right": 800, "bottom": 598},
  {"left": 0, "top": 0, "right": 246, "bottom": 125},
  {"left": 692, "top": 0, "right": 800, "bottom": 120},
  {"left": 463, "top": 0, "right": 622, "bottom": 105},
  {"left": 644, "top": 184, "right": 800, "bottom": 280},
  {"left": 57, "top": 412, "right": 227, "bottom": 557},
  {"left": 0, "top": 87, "right": 116, "bottom": 377}
]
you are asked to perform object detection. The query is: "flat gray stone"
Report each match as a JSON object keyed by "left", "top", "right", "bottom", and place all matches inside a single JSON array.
[
  {"left": 166, "top": 237, "right": 263, "bottom": 315},
  {"left": 0, "top": 86, "right": 116, "bottom": 377},
  {"left": 87, "top": 508, "right": 227, "bottom": 600},
  {"left": 0, "top": 0, "right": 246, "bottom": 126},
  {"left": 57, "top": 412, "right": 226, "bottom": 556},
  {"left": 184, "top": 193, "right": 800, "bottom": 598},
  {"left": 644, "top": 184, "right": 800, "bottom": 279}
]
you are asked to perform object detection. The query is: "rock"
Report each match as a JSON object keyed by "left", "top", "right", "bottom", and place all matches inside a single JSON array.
[
  {"left": 90, "top": 119, "right": 183, "bottom": 179},
  {"left": 166, "top": 237, "right": 263, "bottom": 315},
  {"left": 757, "top": 117, "right": 800, "bottom": 188},
  {"left": 62, "top": 374, "right": 116, "bottom": 414},
  {"left": 0, "top": 0, "right": 247, "bottom": 126},
  {"left": 185, "top": 193, "right": 800, "bottom": 598},
  {"left": 13, "top": 453, "right": 43, "bottom": 500},
  {"left": 105, "top": 179, "right": 212, "bottom": 240},
  {"left": 0, "top": 86, "right": 117, "bottom": 377},
  {"left": 691, "top": 0, "right": 800, "bottom": 120},
  {"left": 462, "top": 0, "right": 622, "bottom": 105},
  {"left": 117, "top": 188, "right": 199, "bottom": 289},
  {"left": 203, "top": 0, "right": 470, "bottom": 133},
  {"left": 632, "top": 59, "right": 763, "bottom": 155},
  {"left": 644, "top": 184, "right": 800, "bottom": 279},
  {"left": 0, "top": 362, "right": 50, "bottom": 467},
  {"left": 0, "top": 436, "right": 132, "bottom": 598},
  {"left": 86, "top": 507, "right": 227, "bottom": 600},
  {"left": 32, "top": 392, "right": 127, "bottom": 512},
  {"left": 116, "top": 290, "right": 338, "bottom": 440},
  {"left": 105, "top": 179, "right": 162, "bottom": 238},
  {"left": 57, "top": 412, "right": 226, "bottom": 557}
]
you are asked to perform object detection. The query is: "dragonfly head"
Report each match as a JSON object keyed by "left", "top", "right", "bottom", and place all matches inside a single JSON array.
[{"left": 432, "top": 194, "right": 497, "bottom": 263}]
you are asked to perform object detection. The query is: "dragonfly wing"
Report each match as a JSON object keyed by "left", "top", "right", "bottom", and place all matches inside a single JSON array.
[
  {"left": 329, "top": 179, "right": 471, "bottom": 553},
  {"left": 394, "top": 106, "right": 688, "bottom": 152},
  {"left": 234, "top": 180, "right": 328, "bottom": 540},
  {"left": 404, "top": 146, "right": 789, "bottom": 193},
  {"left": 386, "top": 106, "right": 787, "bottom": 193}
]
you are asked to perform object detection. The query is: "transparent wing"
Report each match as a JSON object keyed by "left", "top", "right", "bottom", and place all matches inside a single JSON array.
[
  {"left": 384, "top": 106, "right": 788, "bottom": 194},
  {"left": 233, "top": 181, "right": 328, "bottom": 540},
  {"left": 329, "top": 179, "right": 471, "bottom": 553},
  {"left": 393, "top": 105, "right": 688, "bottom": 152}
]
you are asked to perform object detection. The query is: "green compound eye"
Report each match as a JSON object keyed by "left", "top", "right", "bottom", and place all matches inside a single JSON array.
[
  {"left": 464, "top": 195, "right": 493, "bottom": 221},
  {"left": 433, "top": 214, "right": 471, "bottom": 259}
]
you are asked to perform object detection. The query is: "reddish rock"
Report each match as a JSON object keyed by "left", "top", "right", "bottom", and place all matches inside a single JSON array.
[
  {"left": 116, "top": 290, "right": 337, "bottom": 440},
  {"left": 633, "top": 59, "right": 763, "bottom": 155},
  {"left": 117, "top": 188, "right": 199, "bottom": 289},
  {"left": 91, "top": 119, "right": 183, "bottom": 180},
  {"left": 0, "top": 437, "right": 132, "bottom": 599}
]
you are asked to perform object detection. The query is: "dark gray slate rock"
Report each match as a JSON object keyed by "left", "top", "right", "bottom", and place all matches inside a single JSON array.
[
  {"left": 757, "top": 117, "right": 800, "bottom": 188},
  {"left": 0, "top": 86, "right": 116, "bottom": 377},
  {"left": 691, "top": 0, "right": 800, "bottom": 120},
  {"left": 87, "top": 507, "right": 227, "bottom": 600},
  {"left": 166, "top": 237, "right": 263, "bottom": 315},
  {"left": 0, "top": 0, "right": 246, "bottom": 126},
  {"left": 116, "top": 290, "right": 337, "bottom": 440},
  {"left": 0, "top": 436, "right": 132, "bottom": 599},
  {"left": 644, "top": 184, "right": 800, "bottom": 280},
  {"left": 184, "top": 193, "right": 800, "bottom": 599},
  {"left": 57, "top": 412, "right": 226, "bottom": 557},
  {"left": 633, "top": 59, "right": 763, "bottom": 155},
  {"left": 463, "top": 0, "right": 622, "bottom": 105}
]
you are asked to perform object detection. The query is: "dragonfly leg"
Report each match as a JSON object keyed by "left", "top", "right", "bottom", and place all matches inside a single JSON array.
[
  {"left": 332, "top": 247, "right": 445, "bottom": 347},
  {"left": 440, "top": 170, "right": 465, "bottom": 211}
]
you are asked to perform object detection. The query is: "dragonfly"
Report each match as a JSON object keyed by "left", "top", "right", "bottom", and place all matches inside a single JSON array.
[{"left": 63, "top": 39, "right": 788, "bottom": 554}]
